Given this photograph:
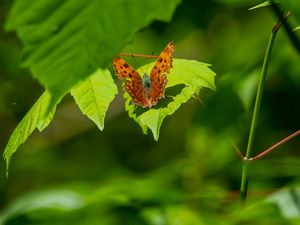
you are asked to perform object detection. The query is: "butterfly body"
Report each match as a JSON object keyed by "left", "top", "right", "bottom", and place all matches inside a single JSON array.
[
  {"left": 113, "top": 42, "right": 175, "bottom": 108},
  {"left": 142, "top": 73, "right": 157, "bottom": 106},
  {"left": 142, "top": 74, "right": 151, "bottom": 90}
]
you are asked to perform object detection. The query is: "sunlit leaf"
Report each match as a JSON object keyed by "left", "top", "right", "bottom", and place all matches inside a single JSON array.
[
  {"left": 249, "top": 1, "right": 270, "bottom": 10},
  {"left": 2, "top": 91, "right": 61, "bottom": 175},
  {"left": 294, "top": 26, "right": 300, "bottom": 31},
  {"left": 0, "top": 189, "right": 84, "bottom": 225},
  {"left": 232, "top": 188, "right": 300, "bottom": 224},
  {"left": 5, "top": 0, "right": 181, "bottom": 105},
  {"left": 267, "top": 188, "right": 300, "bottom": 219},
  {"left": 71, "top": 69, "right": 118, "bottom": 131},
  {"left": 166, "top": 206, "right": 204, "bottom": 225},
  {"left": 141, "top": 205, "right": 206, "bottom": 225},
  {"left": 125, "top": 59, "right": 216, "bottom": 141},
  {"left": 232, "top": 201, "right": 287, "bottom": 224}
]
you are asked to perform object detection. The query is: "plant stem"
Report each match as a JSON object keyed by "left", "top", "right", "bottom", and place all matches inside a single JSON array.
[{"left": 240, "top": 29, "right": 278, "bottom": 203}]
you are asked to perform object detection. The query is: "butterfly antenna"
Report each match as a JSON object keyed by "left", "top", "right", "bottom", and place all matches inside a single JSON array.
[
  {"left": 146, "top": 51, "right": 154, "bottom": 75},
  {"left": 130, "top": 53, "right": 144, "bottom": 74},
  {"left": 131, "top": 51, "right": 151, "bottom": 76},
  {"left": 141, "top": 51, "right": 154, "bottom": 76}
]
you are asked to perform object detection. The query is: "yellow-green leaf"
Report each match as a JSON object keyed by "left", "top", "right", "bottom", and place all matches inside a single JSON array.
[
  {"left": 125, "top": 59, "right": 216, "bottom": 141},
  {"left": 71, "top": 69, "right": 118, "bottom": 131},
  {"left": 3, "top": 91, "right": 60, "bottom": 175}
]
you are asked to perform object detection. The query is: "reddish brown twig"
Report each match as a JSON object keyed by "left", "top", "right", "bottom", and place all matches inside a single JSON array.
[
  {"left": 230, "top": 130, "right": 300, "bottom": 161},
  {"left": 251, "top": 130, "right": 300, "bottom": 160},
  {"left": 118, "top": 53, "right": 159, "bottom": 59}
]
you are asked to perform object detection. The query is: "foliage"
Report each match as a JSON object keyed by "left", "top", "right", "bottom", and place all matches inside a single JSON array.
[
  {"left": 2, "top": 58, "right": 215, "bottom": 172},
  {"left": 1, "top": 0, "right": 300, "bottom": 225},
  {"left": 126, "top": 59, "right": 216, "bottom": 140},
  {"left": 3, "top": 69, "right": 117, "bottom": 173},
  {"left": 2, "top": 91, "right": 58, "bottom": 175},
  {"left": 71, "top": 69, "right": 118, "bottom": 131},
  {"left": 3, "top": 0, "right": 195, "bottom": 173},
  {"left": 5, "top": 0, "right": 181, "bottom": 104}
]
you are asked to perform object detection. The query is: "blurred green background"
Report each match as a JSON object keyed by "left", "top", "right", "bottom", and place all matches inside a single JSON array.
[{"left": 1, "top": 0, "right": 300, "bottom": 224}]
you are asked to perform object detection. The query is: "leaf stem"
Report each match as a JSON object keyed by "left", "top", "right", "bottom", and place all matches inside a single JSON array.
[{"left": 240, "top": 26, "right": 278, "bottom": 203}]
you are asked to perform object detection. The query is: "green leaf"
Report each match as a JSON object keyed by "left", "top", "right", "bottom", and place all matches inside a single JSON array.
[
  {"left": 249, "top": 1, "right": 270, "bottom": 10},
  {"left": 267, "top": 188, "right": 300, "bottom": 219},
  {"left": 3, "top": 91, "right": 60, "bottom": 175},
  {"left": 3, "top": 69, "right": 117, "bottom": 174},
  {"left": 232, "top": 201, "right": 287, "bottom": 224},
  {"left": 234, "top": 70, "right": 259, "bottom": 110},
  {"left": 0, "top": 189, "right": 84, "bottom": 225},
  {"left": 0, "top": 166, "right": 181, "bottom": 224},
  {"left": 294, "top": 26, "right": 300, "bottom": 31},
  {"left": 5, "top": 0, "right": 181, "bottom": 104},
  {"left": 71, "top": 69, "right": 118, "bottom": 131},
  {"left": 142, "top": 206, "right": 204, "bottom": 225},
  {"left": 125, "top": 59, "right": 216, "bottom": 141}
]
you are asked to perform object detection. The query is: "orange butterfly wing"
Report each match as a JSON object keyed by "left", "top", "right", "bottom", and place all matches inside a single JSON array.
[
  {"left": 149, "top": 42, "right": 175, "bottom": 105},
  {"left": 112, "top": 57, "right": 148, "bottom": 107}
]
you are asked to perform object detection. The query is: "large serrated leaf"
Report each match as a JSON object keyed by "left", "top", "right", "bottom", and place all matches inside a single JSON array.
[
  {"left": 5, "top": 0, "right": 181, "bottom": 105},
  {"left": 2, "top": 91, "right": 60, "bottom": 175},
  {"left": 71, "top": 69, "right": 118, "bottom": 131},
  {"left": 125, "top": 59, "right": 216, "bottom": 141}
]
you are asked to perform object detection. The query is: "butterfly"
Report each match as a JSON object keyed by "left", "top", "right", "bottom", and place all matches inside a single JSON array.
[{"left": 112, "top": 42, "right": 175, "bottom": 108}]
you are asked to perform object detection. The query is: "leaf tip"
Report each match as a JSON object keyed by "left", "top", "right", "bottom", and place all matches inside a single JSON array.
[
  {"left": 149, "top": 122, "right": 161, "bottom": 142},
  {"left": 248, "top": 1, "right": 270, "bottom": 10},
  {"left": 97, "top": 123, "right": 105, "bottom": 131},
  {"left": 3, "top": 153, "right": 11, "bottom": 177}
]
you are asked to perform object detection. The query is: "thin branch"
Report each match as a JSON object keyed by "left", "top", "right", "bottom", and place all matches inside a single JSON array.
[
  {"left": 118, "top": 52, "right": 159, "bottom": 59},
  {"left": 269, "top": 1, "right": 300, "bottom": 53},
  {"left": 251, "top": 130, "right": 300, "bottom": 161}
]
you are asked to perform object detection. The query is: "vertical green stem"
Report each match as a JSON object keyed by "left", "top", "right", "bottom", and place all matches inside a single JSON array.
[{"left": 240, "top": 30, "right": 278, "bottom": 202}]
